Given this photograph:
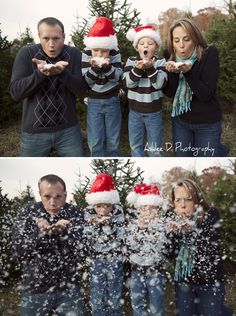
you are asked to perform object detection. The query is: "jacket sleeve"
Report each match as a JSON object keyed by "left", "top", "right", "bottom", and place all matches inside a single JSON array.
[
  {"left": 184, "top": 46, "right": 220, "bottom": 102},
  {"left": 9, "top": 46, "right": 47, "bottom": 102}
]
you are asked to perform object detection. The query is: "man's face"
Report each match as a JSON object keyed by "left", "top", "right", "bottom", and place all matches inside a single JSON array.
[
  {"left": 39, "top": 181, "right": 67, "bottom": 215},
  {"left": 38, "top": 22, "right": 65, "bottom": 58}
]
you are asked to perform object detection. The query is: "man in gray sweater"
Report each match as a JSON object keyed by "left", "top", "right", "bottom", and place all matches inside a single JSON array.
[
  {"left": 10, "top": 17, "right": 87, "bottom": 156},
  {"left": 12, "top": 174, "right": 85, "bottom": 315}
]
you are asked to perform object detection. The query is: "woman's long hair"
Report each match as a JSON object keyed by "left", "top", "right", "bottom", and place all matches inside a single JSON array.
[{"left": 167, "top": 18, "right": 208, "bottom": 61}]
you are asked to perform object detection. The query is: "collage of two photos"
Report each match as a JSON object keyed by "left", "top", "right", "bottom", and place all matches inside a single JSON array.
[{"left": 1, "top": 0, "right": 236, "bottom": 315}]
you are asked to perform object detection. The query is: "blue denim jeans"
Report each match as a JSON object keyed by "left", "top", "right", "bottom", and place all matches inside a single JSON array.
[
  {"left": 172, "top": 117, "right": 229, "bottom": 157},
  {"left": 175, "top": 282, "right": 232, "bottom": 316},
  {"left": 20, "top": 124, "right": 84, "bottom": 157},
  {"left": 20, "top": 285, "right": 84, "bottom": 316},
  {"left": 87, "top": 96, "right": 122, "bottom": 157},
  {"left": 130, "top": 270, "right": 165, "bottom": 316},
  {"left": 89, "top": 258, "right": 124, "bottom": 316},
  {"left": 128, "top": 109, "right": 162, "bottom": 157}
]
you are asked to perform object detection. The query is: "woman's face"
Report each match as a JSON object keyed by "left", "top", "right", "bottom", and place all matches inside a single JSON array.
[
  {"left": 173, "top": 186, "right": 195, "bottom": 218},
  {"left": 172, "top": 26, "right": 195, "bottom": 59}
]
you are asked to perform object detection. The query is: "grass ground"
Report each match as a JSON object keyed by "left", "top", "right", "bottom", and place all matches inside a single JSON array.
[
  {"left": 0, "top": 99, "right": 235, "bottom": 157},
  {"left": 0, "top": 270, "right": 235, "bottom": 315}
]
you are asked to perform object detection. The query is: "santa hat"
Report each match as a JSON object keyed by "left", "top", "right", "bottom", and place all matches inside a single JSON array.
[
  {"left": 85, "top": 173, "right": 120, "bottom": 205},
  {"left": 84, "top": 17, "right": 118, "bottom": 50},
  {"left": 126, "top": 183, "right": 163, "bottom": 207},
  {"left": 126, "top": 23, "right": 161, "bottom": 48}
]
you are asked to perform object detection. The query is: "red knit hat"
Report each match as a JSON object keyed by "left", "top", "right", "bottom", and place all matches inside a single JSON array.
[
  {"left": 126, "top": 183, "right": 163, "bottom": 207},
  {"left": 85, "top": 173, "right": 120, "bottom": 205},
  {"left": 84, "top": 17, "right": 118, "bottom": 50},
  {"left": 126, "top": 23, "right": 161, "bottom": 48}
]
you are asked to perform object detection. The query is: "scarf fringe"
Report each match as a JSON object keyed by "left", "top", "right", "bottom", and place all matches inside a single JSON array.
[
  {"left": 171, "top": 100, "right": 192, "bottom": 117},
  {"left": 174, "top": 262, "right": 193, "bottom": 281}
]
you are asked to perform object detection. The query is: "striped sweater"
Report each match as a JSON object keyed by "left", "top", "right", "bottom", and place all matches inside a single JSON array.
[
  {"left": 123, "top": 56, "right": 167, "bottom": 113},
  {"left": 82, "top": 49, "right": 122, "bottom": 99}
]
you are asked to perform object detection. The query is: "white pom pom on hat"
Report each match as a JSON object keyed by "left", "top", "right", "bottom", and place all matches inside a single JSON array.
[{"left": 126, "top": 23, "right": 161, "bottom": 48}]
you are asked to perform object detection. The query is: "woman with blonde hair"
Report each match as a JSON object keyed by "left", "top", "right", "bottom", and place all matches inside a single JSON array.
[
  {"left": 163, "top": 18, "right": 228, "bottom": 157},
  {"left": 167, "top": 179, "right": 232, "bottom": 315}
]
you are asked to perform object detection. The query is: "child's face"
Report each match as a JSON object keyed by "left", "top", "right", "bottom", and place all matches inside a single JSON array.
[
  {"left": 94, "top": 203, "right": 112, "bottom": 217},
  {"left": 136, "top": 37, "right": 157, "bottom": 59},
  {"left": 174, "top": 186, "right": 195, "bottom": 218},
  {"left": 139, "top": 205, "right": 159, "bottom": 219},
  {"left": 91, "top": 48, "right": 110, "bottom": 58}
]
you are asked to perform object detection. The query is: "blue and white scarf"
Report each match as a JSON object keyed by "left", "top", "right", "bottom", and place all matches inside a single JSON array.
[{"left": 171, "top": 50, "right": 197, "bottom": 117}]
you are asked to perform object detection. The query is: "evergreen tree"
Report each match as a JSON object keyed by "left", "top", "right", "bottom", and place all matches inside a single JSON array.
[
  {"left": 71, "top": 0, "right": 141, "bottom": 60},
  {"left": 11, "top": 27, "right": 34, "bottom": 55},
  {"left": 206, "top": 16, "right": 236, "bottom": 108},
  {"left": 12, "top": 184, "right": 35, "bottom": 212},
  {"left": 73, "top": 159, "right": 144, "bottom": 209},
  {"left": 0, "top": 28, "right": 20, "bottom": 124},
  {"left": 207, "top": 173, "right": 236, "bottom": 262},
  {"left": 0, "top": 182, "right": 14, "bottom": 286}
]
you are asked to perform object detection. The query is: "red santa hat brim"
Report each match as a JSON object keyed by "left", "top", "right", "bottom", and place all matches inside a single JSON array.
[
  {"left": 85, "top": 189, "right": 120, "bottom": 205},
  {"left": 84, "top": 35, "right": 118, "bottom": 50}
]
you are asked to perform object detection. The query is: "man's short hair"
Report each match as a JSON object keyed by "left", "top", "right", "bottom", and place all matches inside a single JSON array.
[
  {"left": 37, "top": 17, "right": 64, "bottom": 33},
  {"left": 38, "top": 174, "right": 66, "bottom": 191}
]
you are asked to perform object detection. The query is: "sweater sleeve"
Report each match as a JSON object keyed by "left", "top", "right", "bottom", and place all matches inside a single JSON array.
[
  {"left": 9, "top": 46, "right": 47, "bottom": 102},
  {"left": 11, "top": 206, "right": 52, "bottom": 260},
  {"left": 58, "top": 48, "right": 88, "bottom": 97},
  {"left": 183, "top": 46, "right": 220, "bottom": 102},
  {"left": 122, "top": 57, "right": 143, "bottom": 89},
  {"left": 82, "top": 50, "right": 122, "bottom": 87},
  {"left": 162, "top": 72, "right": 180, "bottom": 97},
  {"left": 145, "top": 58, "right": 167, "bottom": 90},
  {"left": 61, "top": 206, "right": 85, "bottom": 255}
]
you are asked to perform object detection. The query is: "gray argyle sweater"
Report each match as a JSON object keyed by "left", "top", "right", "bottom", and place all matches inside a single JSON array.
[{"left": 10, "top": 44, "right": 88, "bottom": 133}]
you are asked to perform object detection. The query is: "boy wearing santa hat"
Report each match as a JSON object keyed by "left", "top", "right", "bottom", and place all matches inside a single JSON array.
[
  {"left": 83, "top": 173, "right": 125, "bottom": 315},
  {"left": 123, "top": 22, "right": 167, "bottom": 157},
  {"left": 125, "top": 183, "right": 169, "bottom": 316},
  {"left": 82, "top": 17, "right": 122, "bottom": 157}
]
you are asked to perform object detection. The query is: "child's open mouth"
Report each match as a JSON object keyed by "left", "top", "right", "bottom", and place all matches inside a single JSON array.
[{"left": 144, "top": 50, "right": 148, "bottom": 57}]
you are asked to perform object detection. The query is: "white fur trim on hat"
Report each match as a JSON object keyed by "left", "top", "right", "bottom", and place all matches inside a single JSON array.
[
  {"left": 126, "top": 28, "right": 161, "bottom": 48},
  {"left": 126, "top": 191, "right": 139, "bottom": 207},
  {"left": 136, "top": 194, "right": 163, "bottom": 207},
  {"left": 86, "top": 189, "right": 120, "bottom": 205},
  {"left": 84, "top": 34, "right": 118, "bottom": 50}
]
